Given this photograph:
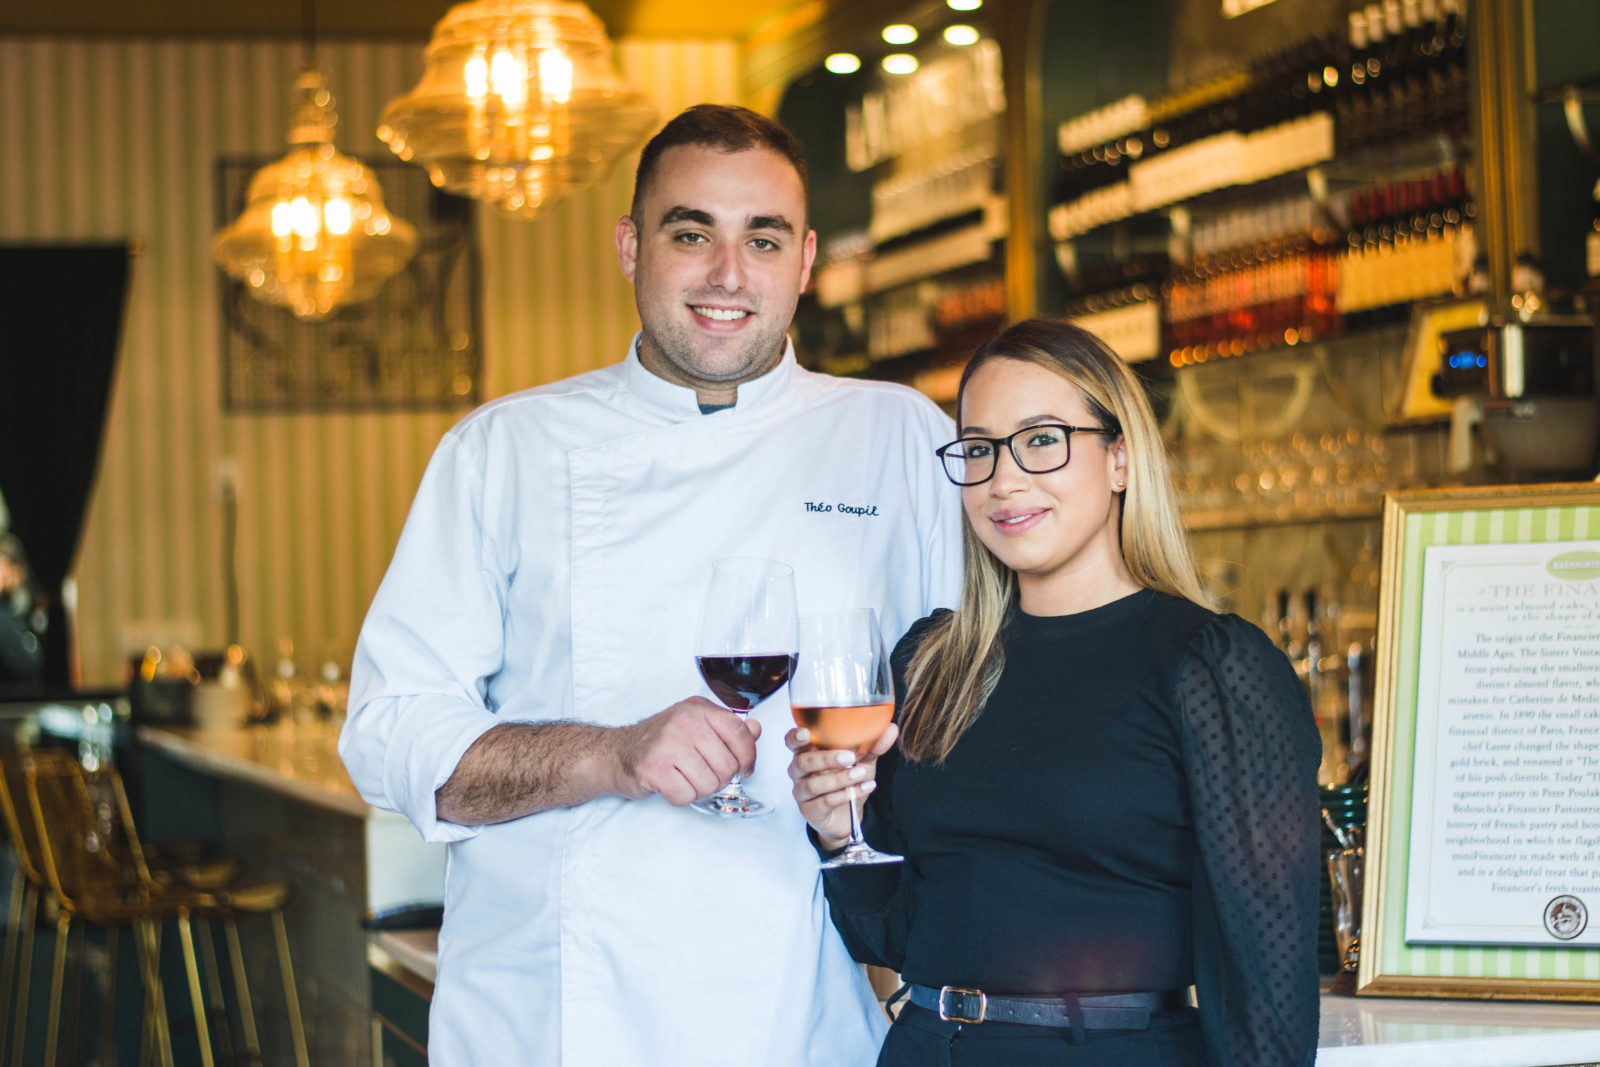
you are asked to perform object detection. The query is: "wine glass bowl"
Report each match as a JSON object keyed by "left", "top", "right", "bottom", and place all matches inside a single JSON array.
[
  {"left": 692, "top": 558, "right": 797, "bottom": 819},
  {"left": 791, "top": 609, "right": 904, "bottom": 867}
]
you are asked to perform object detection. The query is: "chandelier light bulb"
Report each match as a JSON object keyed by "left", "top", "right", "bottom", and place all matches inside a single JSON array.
[
  {"left": 824, "top": 53, "right": 862, "bottom": 75},
  {"left": 882, "top": 24, "right": 919, "bottom": 45}
]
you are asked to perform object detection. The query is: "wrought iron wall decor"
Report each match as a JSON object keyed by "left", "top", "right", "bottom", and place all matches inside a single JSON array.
[{"left": 215, "top": 153, "right": 481, "bottom": 412}]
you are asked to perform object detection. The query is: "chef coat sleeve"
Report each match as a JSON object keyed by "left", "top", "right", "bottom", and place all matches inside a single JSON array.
[
  {"left": 1178, "top": 615, "right": 1322, "bottom": 1067},
  {"left": 340, "top": 429, "right": 508, "bottom": 844}
]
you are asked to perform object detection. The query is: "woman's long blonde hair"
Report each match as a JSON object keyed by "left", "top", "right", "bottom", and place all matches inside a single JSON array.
[{"left": 898, "top": 318, "right": 1209, "bottom": 763}]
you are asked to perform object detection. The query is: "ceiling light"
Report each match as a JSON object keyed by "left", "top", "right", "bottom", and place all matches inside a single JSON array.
[
  {"left": 942, "top": 25, "right": 980, "bottom": 46},
  {"left": 881, "top": 24, "right": 918, "bottom": 45},
  {"left": 213, "top": 70, "right": 417, "bottom": 320},
  {"left": 881, "top": 54, "right": 919, "bottom": 75},
  {"left": 824, "top": 53, "right": 862, "bottom": 75},
  {"left": 377, "top": 0, "right": 657, "bottom": 221},
  {"left": 947, "top": 0, "right": 982, "bottom": 10}
]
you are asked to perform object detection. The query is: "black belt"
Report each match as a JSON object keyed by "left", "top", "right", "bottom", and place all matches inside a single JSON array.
[{"left": 905, "top": 983, "right": 1187, "bottom": 1029}]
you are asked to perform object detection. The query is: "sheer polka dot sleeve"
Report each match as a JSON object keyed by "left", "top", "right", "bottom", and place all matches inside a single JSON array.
[{"left": 1177, "top": 615, "right": 1322, "bottom": 1067}]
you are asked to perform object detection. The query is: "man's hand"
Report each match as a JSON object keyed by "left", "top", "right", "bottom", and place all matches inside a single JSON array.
[{"left": 609, "top": 697, "right": 762, "bottom": 806}]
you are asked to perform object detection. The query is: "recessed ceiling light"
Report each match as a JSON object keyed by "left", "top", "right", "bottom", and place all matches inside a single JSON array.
[
  {"left": 947, "top": 0, "right": 982, "bottom": 10},
  {"left": 881, "top": 53, "right": 919, "bottom": 75},
  {"left": 882, "top": 24, "right": 918, "bottom": 45},
  {"left": 943, "top": 24, "right": 980, "bottom": 46},
  {"left": 824, "top": 53, "right": 862, "bottom": 74}
]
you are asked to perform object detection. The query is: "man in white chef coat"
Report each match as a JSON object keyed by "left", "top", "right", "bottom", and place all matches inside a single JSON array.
[{"left": 341, "top": 104, "right": 961, "bottom": 1066}]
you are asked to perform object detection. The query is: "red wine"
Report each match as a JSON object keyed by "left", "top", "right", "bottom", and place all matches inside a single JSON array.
[{"left": 697, "top": 653, "right": 796, "bottom": 711}]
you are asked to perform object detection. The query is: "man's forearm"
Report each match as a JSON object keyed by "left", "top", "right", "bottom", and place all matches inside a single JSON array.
[{"left": 435, "top": 721, "right": 620, "bottom": 825}]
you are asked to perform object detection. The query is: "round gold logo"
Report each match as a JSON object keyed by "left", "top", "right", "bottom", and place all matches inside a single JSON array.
[{"left": 1544, "top": 895, "right": 1588, "bottom": 940}]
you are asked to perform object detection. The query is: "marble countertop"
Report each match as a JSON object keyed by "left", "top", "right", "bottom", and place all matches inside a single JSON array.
[
  {"left": 1316, "top": 992, "right": 1600, "bottom": 1065},
  {"left": 137, "top": 719, "right": 374, "bottom": 819},
  {"left": 366, "top": 929, "right": 1600, "bottom": 1063},
  {"left": 371, "top": 928, "right": 439, "bottom": 990}
]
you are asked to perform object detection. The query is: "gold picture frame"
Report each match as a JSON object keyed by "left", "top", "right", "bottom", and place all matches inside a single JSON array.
[{"left": 1360, "top": 482, "right": 1600, "bottom": 999}]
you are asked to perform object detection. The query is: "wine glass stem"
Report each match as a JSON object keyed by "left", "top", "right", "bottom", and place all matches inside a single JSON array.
[{"left": 844, "top": 784, "right": 866, "bottom": 849}]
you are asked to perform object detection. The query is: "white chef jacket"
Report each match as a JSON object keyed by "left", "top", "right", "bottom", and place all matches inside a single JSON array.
[{"left": 341, "top": 338, "right": 962, "bottom": 1066}]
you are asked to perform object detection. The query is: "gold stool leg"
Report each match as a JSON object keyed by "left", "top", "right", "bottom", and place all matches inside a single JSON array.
[
  {"left": 0, "top": 865, "right": 23, "bottom": 1056},
  {"left": 0, "top": 865, "right": 22, "bottom": 1057},
  {"left": 62, "top": 921, "right": 85, "bottom": 1067},
  {"left": 11, "top": 882, "right": 37, "bottom": 1067},
  {"left": 223, "top": 918, "right": 261, "bottom": 1062},
  {"left": 271, "top": 909, "right": 309, "bottom": 1067},
  {"left": 43, "top": 911, "right": 69, "bottom": 1066},
  {"left": 101, "top": 925, "right": 119, "bottom": 1067},
  {"left": 195, "top": 919, "right": 233, "bottom": 1060},
  {"left": 176, "top": 913, "right": 215, "bottom": 1067},
  {"left": 135, "top": 919, "right": 174, "bottom": 1067}
]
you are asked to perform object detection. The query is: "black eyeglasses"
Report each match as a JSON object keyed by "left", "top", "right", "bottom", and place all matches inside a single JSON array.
[{"left": 934, "top": 424, "right": 1118, "bottom": 486}]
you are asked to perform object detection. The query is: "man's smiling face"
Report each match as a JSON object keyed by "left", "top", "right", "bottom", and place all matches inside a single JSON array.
[{"left": 617, "top": 145, "right": 816, "bottom": 405}]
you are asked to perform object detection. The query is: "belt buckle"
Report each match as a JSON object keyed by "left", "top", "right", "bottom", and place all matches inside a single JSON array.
[{"left": 937, "top": 986, "right": 986, "bottom": 1024}]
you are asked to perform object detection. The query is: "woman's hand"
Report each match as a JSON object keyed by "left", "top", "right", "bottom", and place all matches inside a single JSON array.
[{"left": 785, "top": 723, "right": 898, "bottom": 851}]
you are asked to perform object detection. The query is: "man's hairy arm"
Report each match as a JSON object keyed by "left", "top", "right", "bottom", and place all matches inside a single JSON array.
[{"left": 434, "top": 697, "right": 760, "bottom": 825}]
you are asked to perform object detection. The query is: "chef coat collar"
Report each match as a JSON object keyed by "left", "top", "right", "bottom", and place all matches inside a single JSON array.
[{"left": 622, "top": 333, "right": 797, "bottom": 419}]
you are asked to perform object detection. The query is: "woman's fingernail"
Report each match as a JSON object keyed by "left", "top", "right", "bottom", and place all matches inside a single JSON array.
[
  {"left": 836, "top": 751, "right": 856, "bottom": 766},
  {"left": 849, "top": 766, "right": 869, "bottom": 780},
  {"left": 862, "top": 779, "right": 877, "bottom": 791},
  {"left": 796, "top": 728, "right": 810, "bottom": 743}
]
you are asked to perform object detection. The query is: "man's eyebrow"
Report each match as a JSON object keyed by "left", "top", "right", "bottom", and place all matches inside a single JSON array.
[
  {"left": 659, "top": 206, "right": 715, "bottom": 227},
  {"left": 748, "top": 214, "right": 795, "bottom": 235}
]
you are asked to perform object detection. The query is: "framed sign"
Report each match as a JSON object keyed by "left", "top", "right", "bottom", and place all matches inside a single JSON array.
[
  {"left": 1360, "top": 483, "right": 1600, "bottom": 999},
  {"left": 215, "top": 154, "right": 482, "bottom": 413}
]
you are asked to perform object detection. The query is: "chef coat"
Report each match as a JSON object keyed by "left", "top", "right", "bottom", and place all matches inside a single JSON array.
[{"left": 341, "top": 338, "right": 962, "bottom": 1066}]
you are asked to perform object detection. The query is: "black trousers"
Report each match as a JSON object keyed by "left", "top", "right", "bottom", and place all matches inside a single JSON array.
[{"left": 875, "top": 1003, "right": 1208, "bottom": 1067}]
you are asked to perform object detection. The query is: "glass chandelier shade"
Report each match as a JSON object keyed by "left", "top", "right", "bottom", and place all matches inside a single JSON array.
[
  {"left": 213, "top": 70, "right": 419, "bottom": 321},
  {"left": 376, "top": 0, "right": 658, "bottom": 220}
]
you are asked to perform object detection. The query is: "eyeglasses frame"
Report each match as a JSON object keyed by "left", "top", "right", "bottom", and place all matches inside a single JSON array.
[{"left": 934, "top": 423, "right": 1120, "bottom": 487}]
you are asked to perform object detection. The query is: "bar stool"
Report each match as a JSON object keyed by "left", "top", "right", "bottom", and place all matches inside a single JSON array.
[
  {"left": 26, "top": 754, "right": 310, "bottom": 1067},
  {"left": 87, "top": 761, "right": 310, "bottom": 1067},
  {"left": 0, "top": 747, "right": 73, "bottom": 1066}
]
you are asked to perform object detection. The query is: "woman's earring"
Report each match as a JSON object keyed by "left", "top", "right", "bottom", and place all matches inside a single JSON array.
[{"left": 1115, "top": 480, "right": 1126, "bottom": 491}]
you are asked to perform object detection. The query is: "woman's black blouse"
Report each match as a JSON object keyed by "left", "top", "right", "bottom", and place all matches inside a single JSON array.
[{"left": 822, "top": 590, "right": 1322, "bottom": 1067}]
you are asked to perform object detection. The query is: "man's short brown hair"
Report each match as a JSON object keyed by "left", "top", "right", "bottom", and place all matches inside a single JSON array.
[{"left": 630, "top": 104, "right": 809, "bottom": 223}]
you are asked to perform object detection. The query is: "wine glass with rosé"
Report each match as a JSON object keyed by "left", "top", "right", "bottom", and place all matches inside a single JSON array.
[
  {"left": 692, "top": 558, "right": 798, "bottom": 818},
  {"left": 791, "top": 609, "right": 903, "bottom": 867}
]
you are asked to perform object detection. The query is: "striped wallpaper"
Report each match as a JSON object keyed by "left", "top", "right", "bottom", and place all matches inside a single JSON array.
[{"left": 0, "top": 35, "right": 741, "bottom": 686}]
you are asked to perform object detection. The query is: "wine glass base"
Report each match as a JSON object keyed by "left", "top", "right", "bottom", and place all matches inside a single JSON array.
[
  {"left": 820, "top": 845, "right": 903, "bottom": 868},
  {"left": 691, "top": 792, "right": 770, "bottom": 818}
]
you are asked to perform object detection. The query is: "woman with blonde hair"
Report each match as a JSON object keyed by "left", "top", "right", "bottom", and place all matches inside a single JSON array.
[{"left": 788, "top": 318, "right": 1321, "bottom": 1066}]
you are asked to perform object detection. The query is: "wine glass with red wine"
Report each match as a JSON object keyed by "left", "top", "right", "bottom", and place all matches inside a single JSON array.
[
  {"left": 691, "top": 558, "right": 798, "bottom": 818},
  {"left": 791, "top": 609, "right": 902, "bottom": 867}
]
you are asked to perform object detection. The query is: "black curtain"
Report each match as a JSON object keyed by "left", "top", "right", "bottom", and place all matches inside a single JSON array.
[{"left": 0, "top": 245, "right": 131, "bottom": 690}]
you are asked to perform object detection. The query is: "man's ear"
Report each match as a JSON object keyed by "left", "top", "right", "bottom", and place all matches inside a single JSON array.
[
  {"left": 616, "top": 215, "right": 639, "bottom": 283},
  {"left": 798, "top": 228, "right": 817, "bottom": 291}
]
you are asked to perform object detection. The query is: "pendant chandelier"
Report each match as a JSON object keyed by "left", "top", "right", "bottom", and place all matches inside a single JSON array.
[
  {"left": 213, "top": 70, "right": 418, "bottom": 321},
  {"left": 377, "top": 0, "right": 658, "bottom": 220}
]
